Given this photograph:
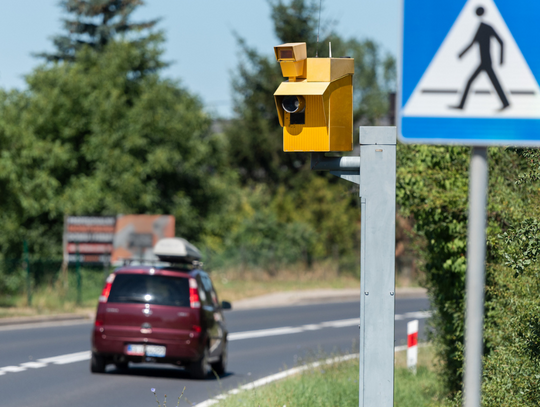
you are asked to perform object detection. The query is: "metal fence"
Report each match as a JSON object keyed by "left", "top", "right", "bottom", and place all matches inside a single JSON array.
[{"left": 0, "top": 257, "right": 109, "bottom": 307}]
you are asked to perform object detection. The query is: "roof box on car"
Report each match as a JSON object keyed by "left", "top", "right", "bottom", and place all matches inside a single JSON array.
[{"left": 153, "top": 238, "right": 202, "bottom": 263}]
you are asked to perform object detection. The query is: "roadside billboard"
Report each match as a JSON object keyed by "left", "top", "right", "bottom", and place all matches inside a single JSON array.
[
  {"left": 63, "top": 216, "right": 116, "bottom": 264},
  {"left": 111, "top": 215, "right": 175, "bottom": 265}
]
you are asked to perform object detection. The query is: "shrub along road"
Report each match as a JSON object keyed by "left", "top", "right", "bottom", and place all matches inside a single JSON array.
[{"left": 0, "top": 298, "right": 430, "bottom": 407}]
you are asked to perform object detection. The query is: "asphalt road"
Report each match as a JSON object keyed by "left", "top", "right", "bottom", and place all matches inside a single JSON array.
[{"left": 0, "top": 298, "right": 430, "bottom": 407}]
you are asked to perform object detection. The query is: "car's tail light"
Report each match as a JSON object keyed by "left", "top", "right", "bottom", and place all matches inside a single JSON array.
[
  {"left": 192, "top": 325, "right": 202, "bottom": 333},
  {"left": 99, "top": 274, "right": 116, "bottom": 303},
  {"left": 189, "top": 278, "right": 201, "bottom": 309},
  {"left": 94, "top": 318, "right": 103, "bottom": 327}
]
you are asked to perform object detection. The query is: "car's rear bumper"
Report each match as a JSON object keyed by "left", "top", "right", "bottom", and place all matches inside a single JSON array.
[{"left": 92, "top": 327, "right": 204, "bottom": 362}]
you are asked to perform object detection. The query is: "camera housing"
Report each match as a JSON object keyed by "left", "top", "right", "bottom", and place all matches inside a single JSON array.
[{"left": 273, "top": 42, "right": 354, "bottom": 152}]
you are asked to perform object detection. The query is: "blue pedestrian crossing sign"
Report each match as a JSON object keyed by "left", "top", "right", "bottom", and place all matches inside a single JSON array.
[{"left": 399, "top": 0, "right": 540, "bottom": 145}]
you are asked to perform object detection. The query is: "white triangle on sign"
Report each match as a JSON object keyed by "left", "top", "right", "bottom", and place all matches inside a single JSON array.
[{"left": 403, "top": 0, "right": 540, "bottom": 118}]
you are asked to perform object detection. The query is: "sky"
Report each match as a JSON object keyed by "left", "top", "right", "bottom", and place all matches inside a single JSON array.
[{"left": 0, "top": 0, "right": 400, "bottom": 117}]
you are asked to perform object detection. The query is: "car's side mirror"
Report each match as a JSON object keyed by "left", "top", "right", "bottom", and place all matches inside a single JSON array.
[{"left": 221, "top": 301, "right": 232, "bottom": 310}]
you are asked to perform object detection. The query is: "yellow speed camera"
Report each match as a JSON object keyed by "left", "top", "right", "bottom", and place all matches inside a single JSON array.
[{"left": 273, "top": 42, "right": 354, "bottom": 152}]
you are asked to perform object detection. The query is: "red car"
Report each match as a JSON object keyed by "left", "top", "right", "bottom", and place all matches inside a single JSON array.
[{"left": 91, "top": 265, "right": 231, "bottom": 379}]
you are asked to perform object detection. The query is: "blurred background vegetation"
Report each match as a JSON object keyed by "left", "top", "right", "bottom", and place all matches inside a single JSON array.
[
  {"left": 0, "top": 0, "right": 396, "bottom": 276},
  {"left": 1, "top": 1, "right": 540, "bottom": 405}
]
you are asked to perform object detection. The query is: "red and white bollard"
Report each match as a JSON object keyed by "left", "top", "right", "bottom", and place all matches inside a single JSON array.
[{"left": 407, "top": 319, "right": 419, "bottom": 374}]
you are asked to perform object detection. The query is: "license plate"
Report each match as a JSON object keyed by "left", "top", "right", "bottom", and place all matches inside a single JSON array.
[
  {"left": 125, "top": 344, "right": 145, "bottom": 356},
  {"left": 125, "top": 344, "right": 166, "bottom": 358},
  {"left": 145, "top": 345, "right": 166, "bottom": 357}
]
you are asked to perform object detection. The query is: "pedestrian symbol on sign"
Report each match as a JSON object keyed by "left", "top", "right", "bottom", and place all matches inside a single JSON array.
[{"left": 451, "top": 6, "right": 509, "bottom": 111}]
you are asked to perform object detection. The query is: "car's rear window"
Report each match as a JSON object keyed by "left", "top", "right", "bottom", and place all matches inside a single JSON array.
[{"left": 108, "top": 274, "right": 190, "bottom": 307}]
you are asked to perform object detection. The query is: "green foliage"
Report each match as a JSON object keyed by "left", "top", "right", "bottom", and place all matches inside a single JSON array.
[
  {"left": 270, "top": 0, "right": 321, "bottom": 53},
  {"left": 500, "top": 219, "right": 540, "bottom": 276},
  {"left": 511, "top": 148, "right": 540, "bottom": 185},
  {"left": 0, "top": 33, "right": 235, "bottom": 258},
  {"left": 397, "top": 144, "right": 470, "bottom": 394},
  {"left": 478, "top": 264, "right": 540, "bottom": 406},
  {"left": 37, "top": 0, "right": 158, "bottom": 61},
  {"left": 203, "top": 178, "right": 358, "bottom": 274},
  {"left": 0, "top": 260, "right": 25, "bottom": 301},
  {"left": 397, "top": 143, "right": 540, "bottom": 403}
]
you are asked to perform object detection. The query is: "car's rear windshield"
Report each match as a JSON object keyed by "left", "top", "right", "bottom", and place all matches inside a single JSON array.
[{"left": 108, "top": 274, "right": 190, "bottom": 307}]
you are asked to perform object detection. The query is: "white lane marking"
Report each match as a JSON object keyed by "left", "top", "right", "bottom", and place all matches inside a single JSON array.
[
  {"left": 0, "top": 366, "right": 27, "bottom": 373},
  {"left": 20, "top": 362, "right": 47, "bottom": 369},
  {"left": 38, "top": 350, "right": 91, "bottom": 365},
  {"left": 0, "top": 352, "right": 92, "bottom": 377},
  {"left": 395, "top": 311, "right": 432, "bottom": 320},
  {"left": 229, "top": 312, "right": 432, "bottom": 341},
  {"left": 229, "top": 326, "right": 305, "bottom": 341},
  {"left": 321, "top": 318, "right": 360, "bottom": 328},
  {"left": 38, "top": 351, "right": 91, "bottom": 365},
  {"left": 0, "top": 311, "right": 432, "bottom": 377}
]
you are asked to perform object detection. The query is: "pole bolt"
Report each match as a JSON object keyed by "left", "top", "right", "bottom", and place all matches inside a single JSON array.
[
  {"left": 390, "top": 292, "right": 394, "bottom": 296},
  {"left": 365, "top": 292, "right": 369, "bottom": 295}
]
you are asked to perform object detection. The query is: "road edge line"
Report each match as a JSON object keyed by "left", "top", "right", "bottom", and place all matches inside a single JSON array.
[{"left": 194, "top": 343, "right": 431, "bottom": 407}]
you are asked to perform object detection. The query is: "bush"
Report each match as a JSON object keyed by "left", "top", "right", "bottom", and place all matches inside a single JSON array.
[{"left": 397, "top": 144, "right": 540, "bottom": 404}]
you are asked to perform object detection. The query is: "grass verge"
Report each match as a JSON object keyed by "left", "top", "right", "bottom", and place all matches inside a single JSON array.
[
  {"left": 0, "top": 268, "right": 105, "bottom": 318},
  {"left": 211, "top": 263, "right": 360, "bottom": 303},
  {"left": 213, "top": 346, "right": 443, "bottom": 407}
]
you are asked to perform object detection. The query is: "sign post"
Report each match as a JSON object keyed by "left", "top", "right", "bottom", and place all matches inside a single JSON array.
[
  {"left": 359, "top": 127, "right": 396, "bottom": 407},
  {"left": 400, "top": 1, "right": 540, "bottom": 405},
  {"left": 464, "top": 147, "right": 488, "bottom": 407}
]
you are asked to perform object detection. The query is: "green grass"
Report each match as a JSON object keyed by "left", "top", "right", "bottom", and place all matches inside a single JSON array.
[
  {"left": 0, "top": 268, "right": 106, "bottom": 318},
  {"left": 215, "top": 347, "right": 444, "bottom": 407},
  {"left": 394, "top": 365, "right": 444, "bottom": 406},
  {"left": 211, "top": 264, "right": 360, "bottom": 303}
]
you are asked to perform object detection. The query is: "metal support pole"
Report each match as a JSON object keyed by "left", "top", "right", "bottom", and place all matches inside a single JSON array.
[
  {"left": 359, "top": 127, "right": 396, "bottom": 407},
  {"left": 311, "top": 154, "right": 361, "bottom": 185},
  {"left": 310, "top": 126, "right": 396, "bottom": 407},
  {"left": 76, "top": 244, "right": 82, "bottom": 306},
  {"left": 23, "top": 240, "right": 31, "bottom": 306},
  {"left": 463, "top": 147, "right": 488, "bottom": 407}
]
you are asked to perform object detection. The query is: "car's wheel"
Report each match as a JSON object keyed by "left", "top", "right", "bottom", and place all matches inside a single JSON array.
[
  {"left": 189, "top": 347, "right": 210, "bottom": 380},
  {"left": 114, "top": 361, "right": 129, "bottom": 370},
  {"left": 90, "top": 352, "right": 106, "bottom": 373},
  {"left": 211, "top": 340, "right": 227, "bottom": 376}
]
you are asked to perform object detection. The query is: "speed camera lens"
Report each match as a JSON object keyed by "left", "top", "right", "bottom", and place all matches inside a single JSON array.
[{"left": 282, "top": 96, "right": 305, "bottom": 114}]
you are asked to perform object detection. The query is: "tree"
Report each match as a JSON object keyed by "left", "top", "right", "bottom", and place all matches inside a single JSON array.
[
  {"left": 36, "top": 0, "right": 158, "bottom": 61},
  {"left": 0, "top": 29, "right": 235, "bottom": 259}
]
